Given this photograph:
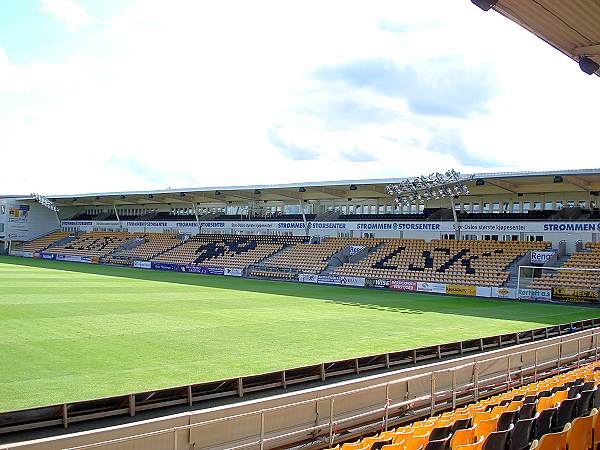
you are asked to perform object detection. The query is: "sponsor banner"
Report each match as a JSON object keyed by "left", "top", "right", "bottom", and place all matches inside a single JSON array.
[
  {"left": 518, "top": 288, "right": 552, "bottom": 301},
  {"left": 310, "top": 222, "right": 347, "bottom": 230},
  {"left": 39, "top": 252, "right": 56, "bottom": 260},
  {"left": 8, "top": 205, "right": 30, "bottom": 223},
  {"left": 551, "top": 287, "right": 599, "bottom": 303},
  {"left": 182, "top": 266, "right": 225, "bottom": 275},
  {"left": 390, "top": 280, "right": 418, "bottom": 291},
  {"left": 224, "top": 267, "right": 243, "bottom": 277},
  {"left": 446, "top": 284, "right": 477, "bottom": 297},
  {"left": 476, "top": 286, "right": 492, "bottom": 298},
  {"left": 133, "top": 260, "right": 152, "bottom": 269},
  {"left": 277, "top": 222, "right": 306, "bottom": 230},
  {"left": 318, "top": 275, "right": 366, "bottom": 287},
  {"left": 151, "top": 262, "right": 183, "bottom": 272},
  {"left": 366, "top": 278, "right": 390, "bottom": 289},
  {"left": 299, "top": 273, "right": 319, "bottom": 283},
  {"left": 492, "top": 287, "right": 517, "bottom": 299},
  {"left": 356, "top": 222, "right": 442, "bottom": 231},
  {"left": 349, "top": 245, "right": 366, "bottom": 256},
  {"left": 531, "top": 250, "right": 555, "bottom": 265},
  {"left": 417, "top": 282, "right": 447, "bottom": 294},
  {"left": 55, "top": 254, "right": 92, "bottom": 263},
  {"left": 59, "top": 219, "right": 600, "bottom": 235},
  {"left": 9, "top": 251, "right": 34, "bottom": 258}
]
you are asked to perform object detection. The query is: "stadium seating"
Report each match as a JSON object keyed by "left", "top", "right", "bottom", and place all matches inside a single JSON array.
[
  {"left": 324, "top": 361, "right": 600, "bottom": 450},
  {"left": 150, "top": 235, "right": 307, "bottom": 269},
  {"left": 14, "top": 231, "right": 71, "bottom": 253},
  {"left": 104, "top": 233, "right": 182, "bottom": 264},
  {"left": 334, "top": 240, "right": 550, "bottom": 287},
  {"left": 529, "top": 242, "right": 600, "bottom": 289},
  {"left": 260, "top": 237, "right": 381, "bottom": 274},
  {"left": 41, "top": 232, "right": 140, "bottom": 258}
]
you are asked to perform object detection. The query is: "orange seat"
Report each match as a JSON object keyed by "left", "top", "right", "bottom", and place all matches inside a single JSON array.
[
  {"left": 455, "top": 436, "right": 484, "bottom": 450},
  {"left": 567, "top": 409, "right": 596, "bottom": 450},
  {"left": 530, "top": 423, "right": 570, "bottom": 450}
]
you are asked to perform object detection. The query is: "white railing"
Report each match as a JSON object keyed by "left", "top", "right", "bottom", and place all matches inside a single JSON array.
[{"left": 64, "top": 330, "right": 600, "bottom": 450}]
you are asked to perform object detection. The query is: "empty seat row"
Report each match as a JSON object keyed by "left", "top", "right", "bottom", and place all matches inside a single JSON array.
[{"left": 327, "top": 361, "right": 600, "bottom": 450}]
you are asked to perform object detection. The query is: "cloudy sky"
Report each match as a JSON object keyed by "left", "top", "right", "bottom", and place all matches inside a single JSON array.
[{"left": 1, "top": 0, "right": 599, "bottom": 195}]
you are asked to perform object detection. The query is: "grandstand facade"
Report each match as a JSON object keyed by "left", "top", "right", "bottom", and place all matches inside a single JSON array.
[{"left": 4, "top": 169, "right": 600, "bottom": 302}]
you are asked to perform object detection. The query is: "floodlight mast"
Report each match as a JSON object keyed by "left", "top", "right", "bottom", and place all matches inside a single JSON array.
[
  {"left": 386, "top": 170, "right": 473, "bottom": 239},
  {"left": 30, "top": 192, "right": 61, "bottom": 225}
]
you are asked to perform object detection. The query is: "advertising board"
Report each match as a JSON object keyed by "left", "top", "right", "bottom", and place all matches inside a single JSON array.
[
  {"left": 389, "top": 280, "right": 418, "bottom": 291},
  {"left": 366, "top": 279, "right": 390, "bottom": 289},
  {"left": 518, "top": 288, "right": 552, "bottom": 301},
  {"left": 531, "top": 251, "right": 555, "bottom": 265},
  {"left": 551, "top": 287, "right": 599, "bottom": 303},
  {"left": 318, "top": 275, "right": 366, "bottom": 287},
  {"left": 416, "top": 282, "right": 447, "bottom": 294},
  {"left": 298, "top": 273, "right": 318, "bottom": 283},
  {"left": 491, "top": 287, "right": 517, "bottom": 299},
  {"left": 446, "top": 284, "right": 477, "bottom": 297}
]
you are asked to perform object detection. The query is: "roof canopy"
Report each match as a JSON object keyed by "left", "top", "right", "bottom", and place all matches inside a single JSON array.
[
  {"left": 475, "top": 0, "right": 600, "bottom": 76},
  {"left": 22, "top": 169, "right": 600, "bottom": 206}
]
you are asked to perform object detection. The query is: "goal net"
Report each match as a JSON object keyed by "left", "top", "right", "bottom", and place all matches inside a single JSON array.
[{"left": 517, "top": 265, "right": 600, "bottom": 303}]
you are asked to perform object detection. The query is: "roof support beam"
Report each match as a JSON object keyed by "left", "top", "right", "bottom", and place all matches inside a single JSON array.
[
  {"left": 484, "top": 179, "right": 518, "bottom": 193},
  {"left": 563, "top": 176, "right": 592, "bottom": 191},
  {"left": 573, "top": 44, "right": 600, "bottom": 57},
  {"left": 308, "top": 187, "right": 347, "bottom": 198}
]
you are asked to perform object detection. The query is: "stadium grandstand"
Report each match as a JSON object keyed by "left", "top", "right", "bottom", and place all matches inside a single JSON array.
[{"left": 5, "top": 169, "right": 600, "bottom": 300}]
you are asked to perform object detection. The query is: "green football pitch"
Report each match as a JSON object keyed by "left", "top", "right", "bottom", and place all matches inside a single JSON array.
[{"left": 1, "top": 256, "right": 598, "bottom": 412}]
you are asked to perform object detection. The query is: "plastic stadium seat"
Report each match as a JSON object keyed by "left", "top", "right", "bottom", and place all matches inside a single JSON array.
[
  {"left": 481, "top": 423, "right": 513, "bottom": 450},
  {"left": 555, "top": 395, "right": 578, "bottom": 429},
  {"left": 566, "top": 408, "right": 596, "bottom": 450},
  {"left": 455, "top": 436, "right": 485, "bottom": 450},
  {"left": 404, "top": 433, "right": 430, "bottom": 450},
  {"left": 451, "top": 426, "right": 476, "bottom": 449},
  {"left": 534, "top": 407, "right": 557, "bottom": 439},
  {"left": 474, "top": 418, "right": 498, "bottom": 440},
  {"left": 575, "top": 389, "right": 594, "bottom": 417},
  {"left": 497, "top": 410, "right": 518, "bottom": 431},
  {"left": 424, "top": 435, "right": 453, "bottom": 450},
  {"left": 529, "top": 423, "right": 570, "bottom": 450},
  {"left": 451, "top": 418, "right": 472, "bottom": 433},
  {"left": 508, "top": 418, "right": 536, "bottom": 450},
  {"left": 429, "top": 425, "right": 453, "bottom": 440}
]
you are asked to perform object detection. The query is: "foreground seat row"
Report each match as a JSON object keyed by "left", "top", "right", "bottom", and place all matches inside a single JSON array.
[{"left": 327, "top": 361, "right": 600, "bottom": 450}]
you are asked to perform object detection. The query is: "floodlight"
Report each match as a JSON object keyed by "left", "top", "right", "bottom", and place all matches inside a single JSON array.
[
  {"left": 471, "top": 0, "right": 498, "bottom": 11},
  {"left": 579, "top": 57, "right": 600, "bottom": 75}
]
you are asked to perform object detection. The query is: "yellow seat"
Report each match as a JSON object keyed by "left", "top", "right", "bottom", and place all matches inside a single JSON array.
[
  {"left": 404, "top": 432, "right": 430, "bottom": 450},
  {"left": 455, "top": 436, "right": 484, "bottom": 450},
  {"left": 451, "top": 427, "right": 476, "bottom": 450},
  {"left": 567, "top": 409, "right": 596, "bottom": 450},
  {"left": 474, "top": 418, "right": 497, "bottom": 440},
  {"left": 530, "top": 423, "right": 571, "bottom": 450}
]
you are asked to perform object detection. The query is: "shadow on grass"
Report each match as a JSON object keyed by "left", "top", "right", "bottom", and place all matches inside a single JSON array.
[{"left": 1, "top": 255, "right": 597, "bottom": 324}]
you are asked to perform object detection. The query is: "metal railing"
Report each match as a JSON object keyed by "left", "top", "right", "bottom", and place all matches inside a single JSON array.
[{"left": 64, "top": 329, "right": 600, "bottom": 450}]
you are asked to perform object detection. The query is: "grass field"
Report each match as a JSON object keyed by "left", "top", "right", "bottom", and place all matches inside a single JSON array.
[{"left": 1, "top": 255, "right": 598, "bottom": 412}]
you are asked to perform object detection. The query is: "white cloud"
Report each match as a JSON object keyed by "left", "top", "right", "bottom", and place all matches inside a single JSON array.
[
  {"left": 1, "top": 0, "right": 600, "bottom": 196},
  {"left": 39, "top": 0, "right": 90, "bottom": 32}
]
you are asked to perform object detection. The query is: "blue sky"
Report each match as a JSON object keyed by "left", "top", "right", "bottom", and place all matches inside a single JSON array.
[{"left": 1, "top": 0, "right": 599, "bottom": 195}]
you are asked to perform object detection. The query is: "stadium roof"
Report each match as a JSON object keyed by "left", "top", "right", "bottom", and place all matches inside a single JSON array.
[
  {"left": 15, "top": 168, "right": 600, "bottom": 206},
  {"left": 474, "top": 0, "right": 600, "bottom": 76}
]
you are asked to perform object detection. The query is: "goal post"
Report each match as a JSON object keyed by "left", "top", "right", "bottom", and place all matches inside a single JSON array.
[{"left": 516, "top": 265, "right": 600, "bottom": 303}]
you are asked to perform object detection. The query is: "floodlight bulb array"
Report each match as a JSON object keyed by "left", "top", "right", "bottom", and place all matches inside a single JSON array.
[
  {"left": 30, "top": 193, "right": 59, "bottom": 212},
  {"left": 385, "top": 169, "right": 471, "bottom": 207}
]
